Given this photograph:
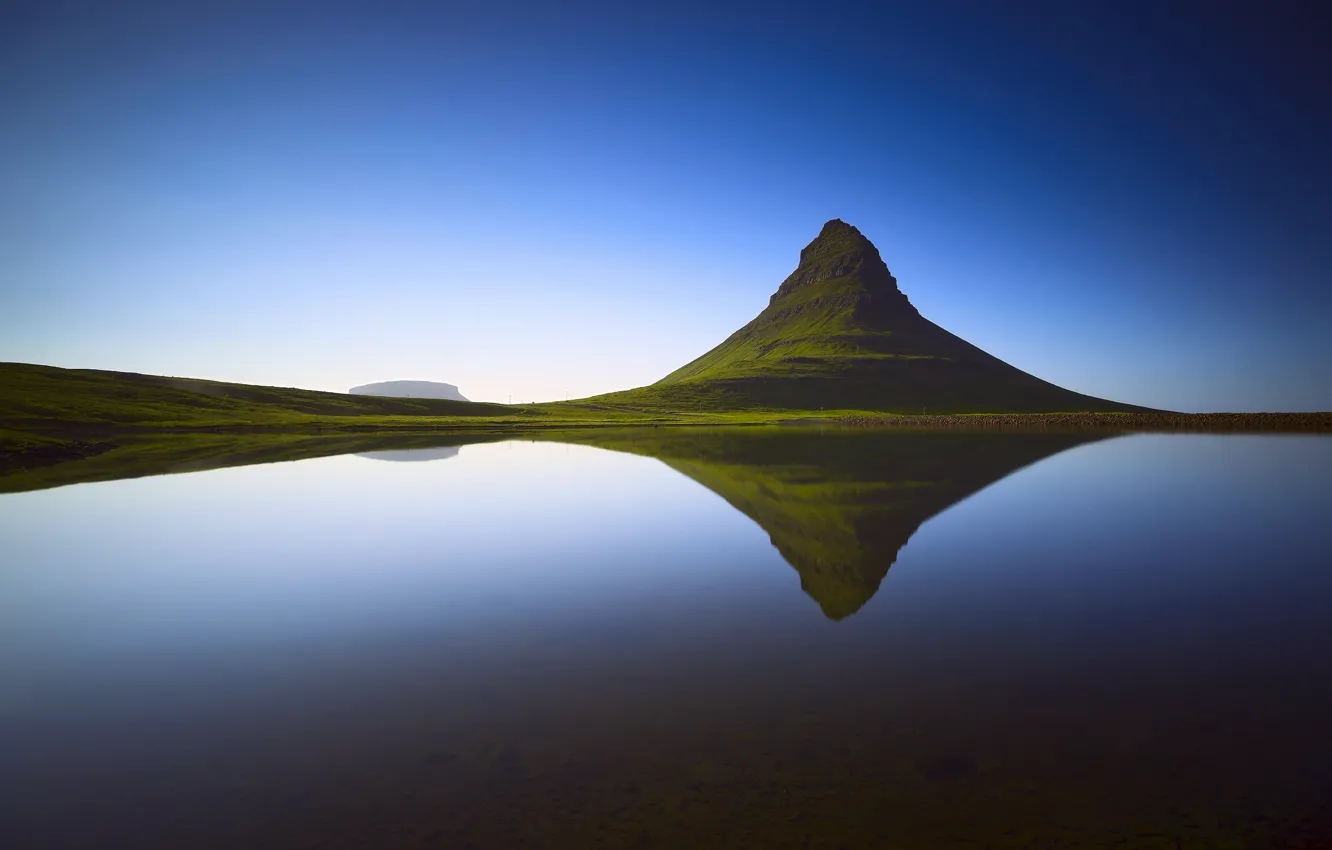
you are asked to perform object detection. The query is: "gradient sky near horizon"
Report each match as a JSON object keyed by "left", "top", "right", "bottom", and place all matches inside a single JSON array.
[{"left": 3, "top": 0, "right": 1329, "bottom": 411}]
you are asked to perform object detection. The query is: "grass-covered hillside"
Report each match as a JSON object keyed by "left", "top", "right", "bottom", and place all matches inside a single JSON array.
[
  {"left": 0, "top": 361, "right": 810, "bottom": 458},
  {"left": 0, "top": 362, "right": 515, "bottom": 428},
  {"left": 0, "top": 361, "right": 704, "bottom": 442}
]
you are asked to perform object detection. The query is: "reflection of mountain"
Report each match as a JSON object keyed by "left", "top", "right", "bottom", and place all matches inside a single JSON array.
[
  {"left": 3, "top": 424, "right": 1102, "bottom": 618},
  {"left": 561, "top": 429, "right": 1106, "bottom": 619},
  {"left": 355, "top": 446, "right": 461, "bottom": 462}
]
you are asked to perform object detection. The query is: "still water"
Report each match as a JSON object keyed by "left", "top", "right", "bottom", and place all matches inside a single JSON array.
[{"left": 3, "top": 429, "right": 1331, "bottom": 848}]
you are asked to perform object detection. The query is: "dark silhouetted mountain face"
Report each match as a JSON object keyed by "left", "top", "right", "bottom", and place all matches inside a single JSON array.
[
  {"left": 637, "top": 219, "right": 1148, "bottom": 413},
  {"left": 350, "top": 380, "right": 469, "bottom": 401},
  {"left": 564, "top": 428, "right": 1107, "bottom": 619}
]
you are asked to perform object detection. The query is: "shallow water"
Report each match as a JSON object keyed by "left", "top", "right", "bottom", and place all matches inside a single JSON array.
[{"left": 3, "top": 430, "right": 1331, "bottom": 848}]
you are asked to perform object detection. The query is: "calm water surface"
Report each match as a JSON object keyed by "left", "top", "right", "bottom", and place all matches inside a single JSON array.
[{"left": 3, "top": 430, "right": 1331, "bottom": 848}]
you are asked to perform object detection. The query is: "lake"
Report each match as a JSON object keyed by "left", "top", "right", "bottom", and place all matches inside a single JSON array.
[{"left": 3, "top": 429, "right": 1331, "bottom": 848}]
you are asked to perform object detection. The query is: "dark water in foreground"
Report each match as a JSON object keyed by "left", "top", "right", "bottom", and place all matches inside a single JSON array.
[{"left": 3, "top": 430, "right": 1332, "bottom": 849}]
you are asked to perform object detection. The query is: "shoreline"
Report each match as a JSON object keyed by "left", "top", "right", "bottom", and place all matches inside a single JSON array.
[
  {"left": 0, "top": 440, "right": 120, "bottom": 474},
  {"left": 1, "top": 413, "right": 1329, "bottom": 494},
  {"left": 4, "top": 410, "right": 1331, "bottom": 457},
  {"left": 835, "top": 412, "right": 1332, "bottom": 432}
]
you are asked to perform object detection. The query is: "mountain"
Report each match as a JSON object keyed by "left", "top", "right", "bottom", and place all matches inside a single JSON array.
[
  {"left": 349, "top": 380, "right": 469, "bottom": 401},
  {"left": 561, "top": 428, "right": 1106, "bottom": 619},
  {"left": 596, "top": 219, "right": 1148, "bottom": 413}
]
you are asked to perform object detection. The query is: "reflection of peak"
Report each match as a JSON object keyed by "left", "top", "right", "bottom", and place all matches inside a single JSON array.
[
  {"left": 661, "top": 457, "right": 905, "bottom": 620},
  {"left": 560, "top": 429, "right": 1107, "bottom": 620},
  {"left": 355, "top": 446, "right": 461, "bottom": 463}
]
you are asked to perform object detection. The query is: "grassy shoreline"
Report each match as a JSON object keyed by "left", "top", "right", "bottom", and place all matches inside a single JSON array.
[
  {"left": 3, "top": 410, "right": 1329, "bottom": 490},
  {"left": 836, "top": 411, "right": 1332, "bottom": 432},
  {"left": 2, "top": 361, "right": 1330, "bottom": 479}
]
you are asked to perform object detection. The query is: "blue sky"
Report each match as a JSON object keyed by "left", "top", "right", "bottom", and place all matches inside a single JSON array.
[{"left": 3, "top": 0, "right": 1329, "bottom": 410}]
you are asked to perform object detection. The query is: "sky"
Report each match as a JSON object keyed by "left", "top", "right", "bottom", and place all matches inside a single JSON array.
[{"left": 2, "top": 0, "right": 1329, "bottom": 411}]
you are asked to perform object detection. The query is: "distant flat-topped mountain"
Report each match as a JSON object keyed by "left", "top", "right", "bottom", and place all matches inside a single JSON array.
[
  {"left": 594, "top": 219, "right": 1148, "bottom": 413},
  {"left": 349, "top": 380, "right": 469, "bottom": 401}
]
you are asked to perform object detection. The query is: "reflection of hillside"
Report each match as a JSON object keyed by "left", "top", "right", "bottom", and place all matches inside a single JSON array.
[
  {"left": 561, "top": 429, "right": 1107, "bottom": 619},
  {"left": 0, "top": 433, "right": 506, "bottom": 494}
]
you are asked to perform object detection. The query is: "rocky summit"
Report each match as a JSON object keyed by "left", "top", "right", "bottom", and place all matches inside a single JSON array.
[{"left": 628, "top": 219, "right": 1147, "bottom": 413}]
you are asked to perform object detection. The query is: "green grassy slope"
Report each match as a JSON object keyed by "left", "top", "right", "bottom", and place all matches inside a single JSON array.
[
  {"left": 589, "top": 220, "right": 1152, "bottom": 414},
  {"left": 0, "top": 361, "right": 704, "bottom": 447},
  {"left": 0, "top": 361, "right": 517, "bottom": 427}
]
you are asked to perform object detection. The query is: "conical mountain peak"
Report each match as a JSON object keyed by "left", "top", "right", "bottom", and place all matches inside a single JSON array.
[
  {"left": 620, "top": 219, "right": 1146, "bottom": 414},
  {"left": 774, "top": 218, "right": 903, "bottom": 302}
]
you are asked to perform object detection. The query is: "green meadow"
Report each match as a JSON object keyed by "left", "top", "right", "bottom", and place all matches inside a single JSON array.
[
  {"left": 0, "top": 361, "right": 803, "bottom": 448},
  {"left": 2, "top": 360, "right": 1328, "bottom": 482}
]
